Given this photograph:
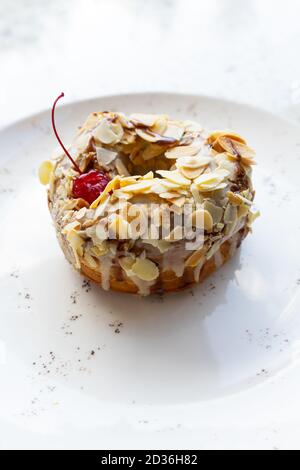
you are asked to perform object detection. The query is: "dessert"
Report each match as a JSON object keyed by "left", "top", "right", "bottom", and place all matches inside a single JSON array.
[{"left": 39, "top": 93, "right": 259, "bottom": 296}]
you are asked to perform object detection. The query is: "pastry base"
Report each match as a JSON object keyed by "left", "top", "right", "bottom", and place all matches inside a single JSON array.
[{"left": 79, "top": 227, "right": 248, "bottom": 295}]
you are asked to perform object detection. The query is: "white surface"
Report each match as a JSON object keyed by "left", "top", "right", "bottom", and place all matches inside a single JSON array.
[
  {"left": 0, "top": 93, "right": 300, "bottom": 450},
  {"left": 1, "top": 0, "right": 300, "bottom": 128}
]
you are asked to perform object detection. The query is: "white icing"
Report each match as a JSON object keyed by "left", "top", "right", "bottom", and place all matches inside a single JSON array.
[
  {"left": 131, "top": 275, "right": 154, "bottom": 296},
  {"left": 194, "top": 257, "right": 205, "bottom": 282},
  {"left": 100, "top": 256, "right": 113, "bottom": 290},
  {"left": 214, "top": 249, "right": 223, "bottom": 269},
  {"left": 162, "top": 246, "right": 186, "bottom": 278}
]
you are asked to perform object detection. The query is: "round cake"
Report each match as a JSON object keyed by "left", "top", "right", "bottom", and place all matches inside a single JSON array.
[{"left": 40, "top": 107, "right": 258, "bottom": 296}]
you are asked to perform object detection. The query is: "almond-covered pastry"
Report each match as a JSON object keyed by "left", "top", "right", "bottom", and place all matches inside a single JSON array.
[{"left": 40, "top": 94, "right": 259, "bottom": 296}]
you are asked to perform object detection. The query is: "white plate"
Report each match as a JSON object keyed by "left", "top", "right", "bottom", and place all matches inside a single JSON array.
[{"left": 1, "top": 93, "right": 300, "bottom": 450}]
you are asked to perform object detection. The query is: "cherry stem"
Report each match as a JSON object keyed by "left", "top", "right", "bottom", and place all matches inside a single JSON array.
[{"left": 51, "top": 93, "right": 82, "bottom": 174}]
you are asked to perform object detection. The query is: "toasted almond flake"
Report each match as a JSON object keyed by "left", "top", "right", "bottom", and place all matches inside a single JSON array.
[
  {"left": 247, "top": 210, "right": 260, "bottom": 226},
  {"left": 130, "top": 113, "right": 160, "bottom": 127},
  {"left": 190, "top": 184, "right": 202, "bottom": 203},
  {"left": 131, "top": 257, "right": 159, "bottom": 281},
  {"left": 119, "top": 176, "right": 139, "bottom": 187},
  {"left": 38, "top": 160, "right": 54, "bottom": 185},
  {"left": 156, "top": 170, "right": 190, "bottom": 186},
  {"left": 136, "top": 128, "right": 177, "bottom": 145},
  {"left": 117, "top": 113, "right": 135, "bottom": 129},
  {"left": 151, "top": 116, "right": 168, "bottom": 134},
  {"left": 169, "top": 196, "right": 186, "bottom": 207},
  {"left": 81, "top": 112, "right": 101, "bottom": 131},
  {"left": 227, "top": 190, "right": 253, "bottom": 206},
  {"left": 178, "top": 166, "right": 205, "bottom": 180},
  {"left": 73, "top": 132, "right": 92, "bottom": 154},
  {"left": 83, "top": 252, "right": 99, "bottom": 269},
  {"left": 93, "top": 194, "right": 110, "bottom": 219},
  {"left": 203, "top": 201, "right": 223, "bottom": 224},
  {"left": 141, "top": 144, "right": 165, "bottom": 161},
  {"left": 185, "top": 246, "right": 207, "bottom": 267},
  {"left": 165, "top": 144, "right": 201, "bottom": 159},
  {"left": 66, "top": 230, "right": 84, "bottom": 268},
  {"left": 207, "top": 131, "right": 246, "bottom": 152},
  {"left": 111, "top": 121, "right": 124, "bottom": 139},
  {"left": 121, "top": 180, "right": 153, "bottom": 193},
  {"left": 90, "top": 176, "right": 120, "bottom": 208},
  {"left": 62, "top": 220, "right": 81, "bottom": 234},
  {"left": 238, "top": 204, "right": 250, "bottom": 218},
  {"left": 136, "top": 128, "right": 161, "bottom": 143},
  {"left": 75, "top": 207, "right": 87, "bottom": 220},
  {"left": 176, "top": 156, "right": 212, "bottom": 169},
  {"left": 163, "top": 123, "right": 185, "bottom": 141},
  {"left": 115, "top": 158, "right": 130, "bottom": 176},
  {"left": 96, "top": 147, "right": 118, "bottom": 166},
  {"left": 142, "top": 171, "right": 154, "bottom": 180},
  {"left": 159, "top": 191, "right": 182, "bottom": 200},
  {"left": 93, "top": 119, "right": 121, "bottom": 144},
  {"left": 95, "top": 219, "right": 109, "bottom": 240},
  {"left": 194, "top": 169, "right": 230, "bottom": 189},
  {"left": 224, "top": 204, "right": 238, "bottom": 224},
  {"left": 218, "top": 136, "right": 255, "bottom": 158},
  {"left": 189, "top": 209, "right": 213, "bottom": 232},
  {"left": 112, "top": 190, "right": 133, "bottom": 200}
]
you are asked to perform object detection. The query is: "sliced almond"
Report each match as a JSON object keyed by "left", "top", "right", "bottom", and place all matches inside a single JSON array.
[
  {"left": 165, "top": 144, "right": 201, "bottom": 159},
  {"left": 90, "top": 176, "right": 120, "bottom": 209},
  {"left": 38, "top": 160, "right": 54, "bottom": 185},
  {"left": 224, "top": 204, "right": 238, "bottom": 224},
  {"left": 185, "top": 246, "right": 207, "bottom": 267},
  {"left": 176, "top": 156, "right": 212, "bottom": 169},
  {"left": 130, "top": 113, "right": 160, "bottom": 127},
  {"left": 227, "top": 190, "right": 253, "bottom": 206},
  {"left": 96, "top": 146, "right": 118, "bottom": 166},
  {"left": 119, "top": 256, "right": 136, "bottom": 275},
  {"left": 121, "top": 180, "right": 153, "bottom": 193},
  {"left": 93, "top": 194, "right": 110, "bottom": 219},
  {"left": 131, "top": 257, "right": 159, "bottom": 281},
  {"left": 66, "top": 230, "right": 84, "bottom": 268},
  {"left": 93, "top": 119, "right": 121, "bottom": 144},
  {"left": 247, "top": 210, "right": 260, "bottom": 226},
  {"left": 95, "top": 219, "right": 109, "bottom": 240},
  {"left": 75, "top": 207, "right": 87, "bottom": 220},
  {"left": 179, "top": 167, "right": 205, "bottom": 180},
  {"left": 189, "top": 209, "right": 213, "bottom": 232},
  {"left": 115, "top": 158, "right": 130, "bottom": 176},
  {"left": 136, "top": 128, "right": 177, "bottom": 145},
  {"left": 151, "top": 116, "right": 168, "bottom": 134},
  {"left": 62, "top": 220, "right": 81, "bottom": 234},
  {"left": 194, "top": 169, "right": 229, "bottom": 190},
  {"left": 156, "top": 170, "right": 190, "bottom": 186},
  {"left": 238, "top": 204, "right": 250, "bottom": 218},
  {"left": 163, "top": 123, "right": 185, "bottom": 141},
  {"left": 203, "top": 201, "right": 223, "bottom": 224}
]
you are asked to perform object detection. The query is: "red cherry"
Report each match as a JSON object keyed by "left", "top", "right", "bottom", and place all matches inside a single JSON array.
[{"left": 73, "top": 170, "right": 110, "bottom": 204}]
